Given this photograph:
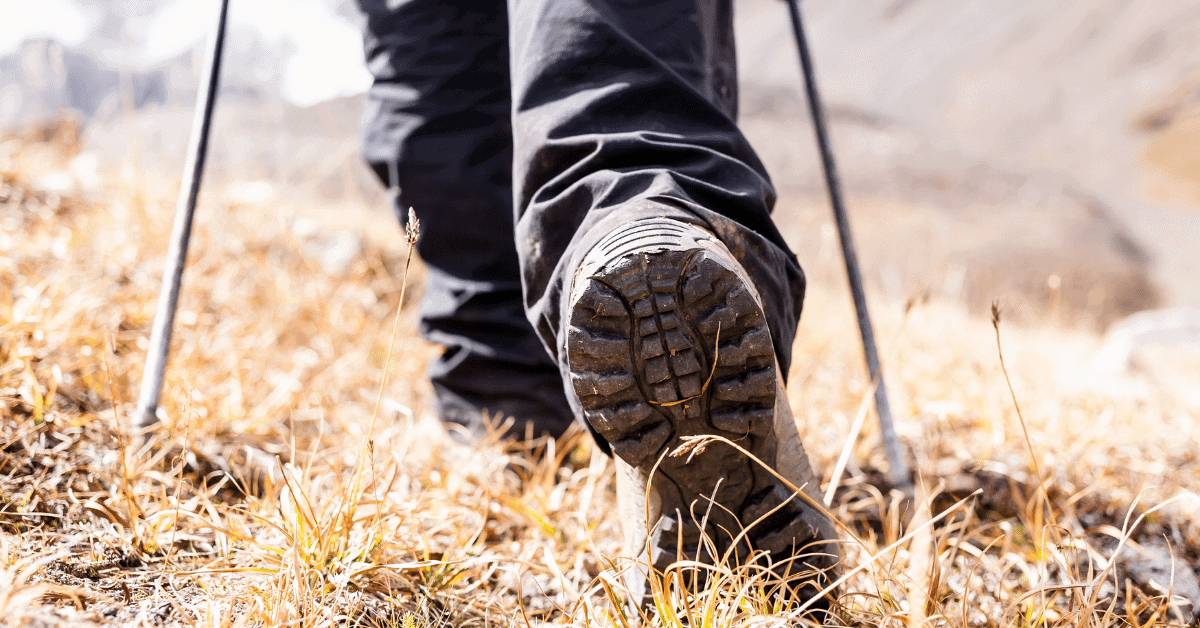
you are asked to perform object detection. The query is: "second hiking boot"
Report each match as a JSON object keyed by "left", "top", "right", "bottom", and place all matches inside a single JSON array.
[{"left": 565, "top": 217, "right": 838, "bottom": 605}]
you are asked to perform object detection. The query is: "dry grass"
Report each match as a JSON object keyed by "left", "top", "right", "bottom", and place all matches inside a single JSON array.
[
  {"left": 1143, "top": 106, "right": 1200, "bottom": 209},
  {"left": 3, "top": 127, "right": 1200, "bottom": 627}
]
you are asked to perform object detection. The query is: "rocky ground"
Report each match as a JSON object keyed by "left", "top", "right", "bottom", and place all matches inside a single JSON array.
[
  {"left": 4, "top": 2, "right": 1200, "bottom": 624},
  {"left": 3, "top": 121, "right": 1200, "bottom": 626}
]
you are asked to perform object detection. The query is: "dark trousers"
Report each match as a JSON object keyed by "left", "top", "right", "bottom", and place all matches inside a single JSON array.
[{"left": 356, "top": 0, "right": 806, "bottom": 444}]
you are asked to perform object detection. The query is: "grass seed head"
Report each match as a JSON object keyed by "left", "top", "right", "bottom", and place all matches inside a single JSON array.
[
  {"left": 2, "top": 127, "right": 1199, "bottom": 627},
  {"left": 406, "top": 208, "right": 421, "bottom": 246}
]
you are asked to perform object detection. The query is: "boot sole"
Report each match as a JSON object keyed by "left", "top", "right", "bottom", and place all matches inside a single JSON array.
[{"left": 567, "top": 220, "right": 824, "bottom": 573}]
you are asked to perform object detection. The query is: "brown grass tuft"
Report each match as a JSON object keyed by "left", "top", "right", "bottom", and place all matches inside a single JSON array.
[{"left": 3, "top": 128, "right": 1200, "bottom": 627}]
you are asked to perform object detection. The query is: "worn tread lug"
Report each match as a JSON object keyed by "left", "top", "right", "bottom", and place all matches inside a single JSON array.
[
  {"left": 571, "top": 370, "right": 636, "bottom": 398},
  {"left": 567, "top": 221, "right": 829, "bottom": 583}
]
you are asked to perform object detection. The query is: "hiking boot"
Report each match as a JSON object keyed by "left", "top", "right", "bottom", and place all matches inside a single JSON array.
[{"left": 565, "top": 217, "right": 839, "bottom": 606}]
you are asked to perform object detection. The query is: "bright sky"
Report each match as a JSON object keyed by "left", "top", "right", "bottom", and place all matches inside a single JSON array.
[
  {"left": 0, "top": 0, "right": 92, "bottom": 56},
  {"left": 0, "top": 0, "right": 372, "bottom": 107}
]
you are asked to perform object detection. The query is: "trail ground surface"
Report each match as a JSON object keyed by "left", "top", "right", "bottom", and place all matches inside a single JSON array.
[{"left": 3, "top": 127, "right": 1200, "bottom": 627}]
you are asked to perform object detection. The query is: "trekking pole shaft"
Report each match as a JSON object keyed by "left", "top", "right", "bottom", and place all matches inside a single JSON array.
[
  {"left": 134, "top": 0, "right": 230, "bottom": 432},
  {"left": 785, "top": 0, "right": 911, "bottom": 488}
]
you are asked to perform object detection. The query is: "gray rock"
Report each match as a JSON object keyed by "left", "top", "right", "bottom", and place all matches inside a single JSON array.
[
  {"left": 1117, "top": 542, "right": 1200, "bottom": 622},
  {"left": 290, "top": 219, "right": 364, "bottom": 276},
  {"left": 318, "top": 230, "right": 363, "bottom": 276},
  {"left": 1094, "top": 307, "right": 1200, "bottom": 372}
]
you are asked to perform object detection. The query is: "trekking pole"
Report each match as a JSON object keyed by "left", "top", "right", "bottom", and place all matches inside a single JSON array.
[
  {"left": 784, "top": 0, "right": 912, "bottom": 489},
  {"left": 134, "top": 0, "right": 231, "bottom": 433}
]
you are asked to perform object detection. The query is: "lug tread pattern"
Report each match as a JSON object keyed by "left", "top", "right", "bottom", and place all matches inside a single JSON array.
[{"left": 566, "top": 231, "right": 824, "bottom": 574}]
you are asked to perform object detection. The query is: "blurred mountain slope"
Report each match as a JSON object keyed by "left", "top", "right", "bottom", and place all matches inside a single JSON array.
[
  {"left": 3, "top": 0, "right": 1199, "bottom": 328},
  {"left": 739, "top": 0, "right": 1200, "bottom": 192},
  {"left": 735, "top": 0, "right": 1200, "bottom": 320}
]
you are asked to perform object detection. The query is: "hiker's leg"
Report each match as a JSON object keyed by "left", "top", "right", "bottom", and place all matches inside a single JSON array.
[
  {"left": 358, "top": 0, "right": 573, "bottom": 437},
  {"left": 507, "top": 0, "right": 837, "bottom": 608},
  {"left": 507, "top": 0, "right": 807, "bottom": 377}
]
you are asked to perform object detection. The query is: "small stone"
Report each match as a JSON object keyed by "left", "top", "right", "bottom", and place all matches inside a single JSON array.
[{"left": 1117, "top": 542, "right": 1200, "bottom": 622}]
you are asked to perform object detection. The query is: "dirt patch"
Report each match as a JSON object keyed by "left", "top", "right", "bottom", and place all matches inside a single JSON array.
[
  {"left": 6, "top": 120, "right": 1200, "bottom": 626},
  {"left": 1143, "top": 107, "right": 1200, "bottom": 208}
]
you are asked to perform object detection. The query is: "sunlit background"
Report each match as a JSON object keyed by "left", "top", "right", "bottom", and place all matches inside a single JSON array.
[
  {"left": 4, "top": 2, "right": 1200, "bottom": 624},
  {"left": 4, "top": 0, "right": 1200, "bottom": 334}
]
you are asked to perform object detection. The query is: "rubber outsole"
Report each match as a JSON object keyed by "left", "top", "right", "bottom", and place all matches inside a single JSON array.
[{"left": 566, "top": 221, "right": 825, "bottom": 573}]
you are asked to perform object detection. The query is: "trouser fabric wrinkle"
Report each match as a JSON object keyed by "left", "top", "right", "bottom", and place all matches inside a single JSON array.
[
  {"left": 357, "top": 0, "right": 575, "bottom": 438},
  {"left": 357, "top": 0, "right": 807, "bottom": 450}
]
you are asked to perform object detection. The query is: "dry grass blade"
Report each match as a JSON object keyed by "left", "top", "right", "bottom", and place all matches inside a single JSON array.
[
  {"left": 2, "top": 128, "right": 1199, "bottom": 627},
  {"left": 991, "top": 301, "right": 1056, "bottom": 530},
  {"left": 824, "top": 377, "right": 878, "bottom": 507}
]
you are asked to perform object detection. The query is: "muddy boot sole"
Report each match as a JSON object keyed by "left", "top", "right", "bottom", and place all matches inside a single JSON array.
[{"left": 566, "top": 219, "right": 831, "bottom": 581}]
